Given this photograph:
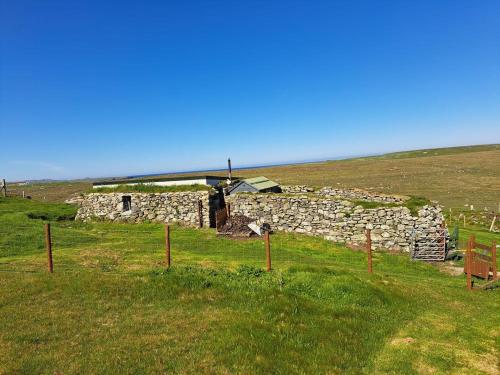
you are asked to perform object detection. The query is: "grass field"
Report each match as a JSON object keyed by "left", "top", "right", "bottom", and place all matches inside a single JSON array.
[
  {"left": 1, "top": 197, "right": 499, "bottom": 374},
  {"left": 8, "top": 144, "right": 500, "bottom": 211}
]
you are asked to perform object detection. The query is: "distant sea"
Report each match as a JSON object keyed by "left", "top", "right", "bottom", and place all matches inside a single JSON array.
[{"left": 127, "top": 153, "right": 371, "bottom": 179}]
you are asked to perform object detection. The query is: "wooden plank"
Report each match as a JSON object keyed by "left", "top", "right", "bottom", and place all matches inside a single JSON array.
[
  {"left": 471, "top": 255, "right": 490, "bottom": 279},
  {"left": 492, "top": 241, "right": 497, "bottom": 281},
  {"left": 264, "top": 231, "right": 271, "bottom": 272},
  {"left": 466, "top": 236, "right": 473, "bottom": 290},
  {"left": 475, "top": 242, "right": 492, "bottom": 251},
  {"left": 215, "top": 208, "right": 227, "bottom": 232}
]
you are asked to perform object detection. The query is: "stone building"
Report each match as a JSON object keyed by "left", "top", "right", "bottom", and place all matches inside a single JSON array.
[{"left": 75, "top": 185, "right": 446, "bottom": 258}]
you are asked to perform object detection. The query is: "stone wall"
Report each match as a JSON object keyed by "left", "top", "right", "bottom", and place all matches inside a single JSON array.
[
  {"left": 75, "top": 191, "right": 218, "bottom": 227},
  {"left": 281, "top": 185, "right": 315, "bottom": 193},
  {"left": 226, "top": 193, "right": 444, "bottom": 251},
  {"left": 74, "top": 187, "right": 445, "bottom": 253},
  {"left": 281, "top": 185, "right": 408, "bottom": 203},
  {"left": 316, "top": 187, "right": 407, "bottom": 203}
]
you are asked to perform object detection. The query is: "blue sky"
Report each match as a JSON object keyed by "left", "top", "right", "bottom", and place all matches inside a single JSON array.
[{"left": 1, "top": 0, "right": 499, "bottom": 181}]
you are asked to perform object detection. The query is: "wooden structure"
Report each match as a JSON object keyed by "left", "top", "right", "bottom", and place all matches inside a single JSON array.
[
  {"left": 215, "top": 207, "right": 228, "bottom": 232},
  {"left": 366, "top": 229, "right": 373, "bottom": 273},
  {"left": 264, "top": 230, "right": 271, "bottom": 272},
  {"left": 165, "top": 224, "right": 171, "bottom": 268},
  {"left": 465, "top": 235, "right": 497, "bottom": 290},
  {"left": 44, "top": 223, "right": 53, "bottom": 273},
  {"left": 198, "top": 200, "right": 203, "bottom": 228}
]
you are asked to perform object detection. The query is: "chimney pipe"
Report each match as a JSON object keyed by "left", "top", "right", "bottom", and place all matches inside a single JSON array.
[{"left": 227, "top": 158, "right": 232, "bottom": 182}]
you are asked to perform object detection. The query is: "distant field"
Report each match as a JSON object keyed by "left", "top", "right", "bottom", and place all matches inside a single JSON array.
[
  {"left": 7, "top": 144, "right": 500, "bottom": 210},
  {"left": 228, "top": 144, "right": 500, "bottom": 211},
  {"left": 8, "top": 181, "right": 92, "bottom": 202}
]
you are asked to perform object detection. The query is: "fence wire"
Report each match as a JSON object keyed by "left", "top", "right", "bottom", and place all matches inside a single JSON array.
[{"left": 0, "top": 221, "right": 493, "bottom": 290}]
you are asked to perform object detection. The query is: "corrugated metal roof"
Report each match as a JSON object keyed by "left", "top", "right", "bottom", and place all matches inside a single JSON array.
[{"left": 243, "top": 176, "right": 279, "bottom": 191}]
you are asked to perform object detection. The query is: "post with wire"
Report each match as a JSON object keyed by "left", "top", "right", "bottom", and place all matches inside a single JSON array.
[
  {"left": 45, "top": 223, "right": 53, "bottom": 273},
  {"left": 466, "top": 236, "right": 473, "bottom": 290},
  {"left": 264, "top": 230, "right": 271, "bottom": 272},
  {"left": 366, "top": 229, "right": 373, "bottom": 274},
  {"left": 165, "top": 224, "right": 171, "bottom": 268}
]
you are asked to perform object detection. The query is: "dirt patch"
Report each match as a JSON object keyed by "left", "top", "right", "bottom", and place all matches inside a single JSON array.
[
  {"left": 439, "top": 262, "right": 464, "bottom": 276},
  {"left": 217, "top": 215, "right": 256, "bottom": 237}
]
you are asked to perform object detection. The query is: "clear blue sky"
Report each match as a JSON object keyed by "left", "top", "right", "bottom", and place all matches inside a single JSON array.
[{"left": 1, "top": 0, "right": 499, "bottom": 181}]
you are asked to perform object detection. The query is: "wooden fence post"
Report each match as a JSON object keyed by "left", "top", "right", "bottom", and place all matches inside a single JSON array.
[
  {"left": 1, "top": 179, "right": 6, "bottom": 198},
  {"left": 44, "top": 223, "right": 53, "bottom": 273},
  {"left": 489, "top": 215, "right": 497, "bottom": 232},
  {"left": 466, "top": 236, "right": 472, "bottom": 290},
  {"left": 198, "top": 200, "right": 203, "bottom": 228},
  {"left": 366, "top": 229, "right": 373, "bottom": 274},
  {"left": 492, "top": 240, "right": 497, "bottom": 281},
  {"left": 264, "top": 230, "right": 271, "bottom": 272},
  {"left": 165, "top": 224, "right": 171, "bottom": 268},
  {"left": 226, "top": 203, "right": 231, "bottom": 219}
]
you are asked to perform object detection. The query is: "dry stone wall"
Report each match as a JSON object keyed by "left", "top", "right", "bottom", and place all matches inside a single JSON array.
[
  {"left": 281, "top": 185, "right": 315, "bottom": 193},
  {"left": 226, "top": 193, "right": 444, "bottom": 251},
  {"left": 281, "top": 186, "right": 408, "bottom": 203},
  {"left": 75, "top": 191, "right": 217, "bottom": 227},
  {"left": 316, "top": 187, "right": 407, "bottom": 203},
  {"left": 74, "top": 187, "right": 445, "bottom": 253}
]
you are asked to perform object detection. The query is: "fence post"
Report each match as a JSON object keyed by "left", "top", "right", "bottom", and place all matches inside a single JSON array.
[
  {"left": 44, "top": 223, "right": 53, "bottom": 273},
  {"left": 1, "top": 179, "right": 6, "bottom": 197},
  {"left": 165, "top": 224, "right": 171, "bottom": 268},
  {"left": 198, "top": 200, "right": 203, "bottom": 228},
  {"left": 466, "top": 236, "right": 472, "bottom": 290},
  {"left": 489, "top": 215, "right": 497, "bottom": 232},
  {"left": 226, "top": 203, "right": 231, "bottom": 219},
  {"left": 264, "top": 230, "right": 271, "bottom": 272},
  {"left": 366, "top": 229, "right": 373, "bottom": 274},
  {"left": 492, "top": 240, "right": 497, "bottom": 281}
]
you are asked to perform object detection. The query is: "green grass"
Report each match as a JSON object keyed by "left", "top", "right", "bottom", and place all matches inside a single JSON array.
[
  {"left": 350, "top": 196, "right": 431, "bottom": 216},
  {"left": 0, "top": 197, "right": 499, "bottom": 374},
  {"left": 404, "top": 196, "right": 432, "bottom": 216},
  {"left": 92, "top": 183, "right": 212, "bottom": 193}
]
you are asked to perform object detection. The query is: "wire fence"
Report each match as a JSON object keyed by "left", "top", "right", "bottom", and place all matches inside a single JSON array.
[
  {"left": 0, "top": 221, "right": 496, "bottom": 290},
  {"left": 0, "top": 221, "right": 377, "bottom": 276}
]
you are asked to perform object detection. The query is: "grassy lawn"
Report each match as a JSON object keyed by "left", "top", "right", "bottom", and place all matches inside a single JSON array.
[{"left": 0, "top": 197, "right": 499, "bottom": 374}]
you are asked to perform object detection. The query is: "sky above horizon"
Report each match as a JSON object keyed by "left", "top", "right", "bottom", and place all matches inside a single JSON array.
[{"left": 1, "top": 0, "right": 499, "bottom": 181}]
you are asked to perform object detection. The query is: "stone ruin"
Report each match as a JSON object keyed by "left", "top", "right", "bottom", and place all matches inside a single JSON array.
[{"left": 74, "top": 185, "right": 446, "bottom": 255}]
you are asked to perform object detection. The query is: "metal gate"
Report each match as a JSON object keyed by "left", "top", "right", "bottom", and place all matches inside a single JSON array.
[{"left": 410, "top": 227, "right": 447, "bottom": 261}]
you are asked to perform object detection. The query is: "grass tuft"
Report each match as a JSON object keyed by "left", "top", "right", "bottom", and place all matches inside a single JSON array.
[{"left": 404, "top": 196, "right": 432, "bottom": 216}]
